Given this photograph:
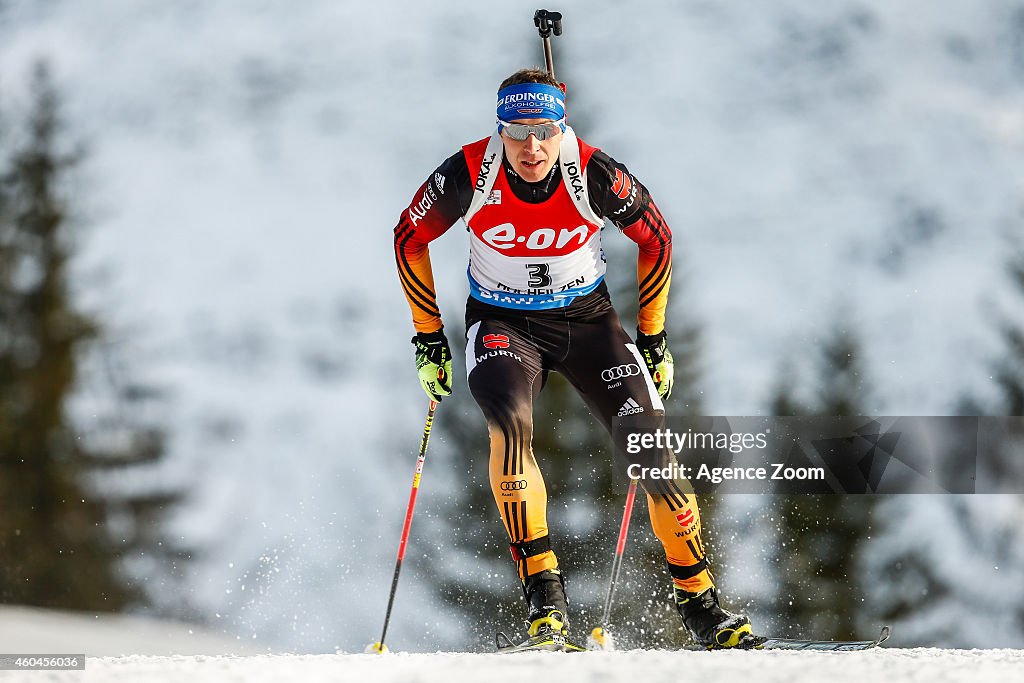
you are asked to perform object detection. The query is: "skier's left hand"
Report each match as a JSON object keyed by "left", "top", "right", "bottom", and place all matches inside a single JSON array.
[
  {"left": 412, "top": 329, "right": 453, "bottom": 402},
  {"left": 637, "top": 329, "right": 674, "bottom": 399}
]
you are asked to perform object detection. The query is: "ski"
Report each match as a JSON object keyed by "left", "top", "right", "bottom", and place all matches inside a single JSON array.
[
  {"left": 585, "top": 625, "right": 890, "bottom": 652},
  {"left": 758, "top": 625, "right": 891, "bottom": 651},
  {"left": 495, "top": 630, "right": 588, "bottom": 653},
  {"left": 498, "top": 625, "right": 890, "bottom": 653}
]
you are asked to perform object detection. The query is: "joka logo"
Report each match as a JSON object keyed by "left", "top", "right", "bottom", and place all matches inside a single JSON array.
[
  {"left": 617, "top": 398, "right": 644, "bottom": 416},
  {"left": 500, "top": 480, "right": 528, "bottom": 491},
  {"left": 676, "top": 509, "right": 694, "bottom": 529},
  {"left": 564, "top": 160, "right": 585, "bottom": 201},
  {"left": 602, "top": 364, "right": 641, "bottom": 382},
  {"left": 612, "top": 168, "right": 633, "bottom": 200},
  {"left": 475, "top": 153, "right": 497, "bottom": 193},
  {"left": 483, "top": 334, "right": 511, "bottom": 349}
]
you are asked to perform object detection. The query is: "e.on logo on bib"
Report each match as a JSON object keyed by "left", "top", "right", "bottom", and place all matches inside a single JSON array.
[{"left": 478, "top": 222, "right": 593, "bottom": 256}]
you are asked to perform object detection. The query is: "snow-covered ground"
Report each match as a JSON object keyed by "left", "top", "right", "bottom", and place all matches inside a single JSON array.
[
  {"left": 0, "top": 606, "right": 261, "bottom": 657},
  {"left": 1, "top": 609, "right": 1021, "bottom": 682},
  {"left": 4, "top": 648, "right": 1021, "bottom": 683}
]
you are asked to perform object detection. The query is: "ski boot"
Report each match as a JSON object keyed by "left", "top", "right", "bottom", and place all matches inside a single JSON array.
[
  {"left": 496, "top": 569, "right": 586, "bottom": 652},
  {"left": 674, "top": 585, "right": 763, "bottom": 649}
]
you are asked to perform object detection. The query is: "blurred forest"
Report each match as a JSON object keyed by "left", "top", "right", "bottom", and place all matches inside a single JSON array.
[{"left": 0, "top": 63, "right": 188, "bottom": 615}]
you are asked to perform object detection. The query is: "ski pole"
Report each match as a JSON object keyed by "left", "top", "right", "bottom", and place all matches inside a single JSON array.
[
  {"left": 533, "top": 9, "right": 563, "bottom": 80},
  {"left": 591, "top": 477, "right": 638, "bottom": 649},
  {"left": 368, "top": 399, "right": 438, "bottom": 654}
]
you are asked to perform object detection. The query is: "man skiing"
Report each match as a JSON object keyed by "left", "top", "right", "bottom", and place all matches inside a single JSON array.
[{"left": 393, "top": 68, "right": 760, "bottom": 650}]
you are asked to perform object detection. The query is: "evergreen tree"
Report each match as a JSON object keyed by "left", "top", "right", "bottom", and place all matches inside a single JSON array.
[
  {"left": 0, "top": 62, "right": 186, "bottom": 613},
  {"left": 768, "top": 359, "right": 807, "bottom": 417},
  {"left": 770, "top": 322, "right": 877, "bottom": 640},
  {"left": 993, "top": 242, "right": 1024, "bottom": 415},
  {"left": 859, "top": 239, "right": 1024, "bottom": 647}
]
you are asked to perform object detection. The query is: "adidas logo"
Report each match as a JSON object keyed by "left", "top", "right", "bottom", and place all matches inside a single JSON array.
[
  {"left": 434, "top": 172, "right": 446, "bottom": 194},
  {"left": 617, "top": 398, "right": 644, "bottom": 416}
]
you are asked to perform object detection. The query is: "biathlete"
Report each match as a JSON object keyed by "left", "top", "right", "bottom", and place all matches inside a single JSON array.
[{"left": 394, "top": 68, "right": 760, "bottom": 650}]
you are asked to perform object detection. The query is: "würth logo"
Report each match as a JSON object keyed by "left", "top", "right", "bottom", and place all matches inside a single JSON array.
[
  {"left": 483, "top": 334, "right": 511, "bottom": 349},
  {"left": 676, "top": 509, "right": 694, "bottom": 529},
  {"left": 612, "top": 168, "right": 633, "bottom": 200}
]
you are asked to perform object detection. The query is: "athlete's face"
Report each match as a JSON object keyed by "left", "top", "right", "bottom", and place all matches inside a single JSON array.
[{"left": 501, "top": 118, "right": 562, "bottom": 182}]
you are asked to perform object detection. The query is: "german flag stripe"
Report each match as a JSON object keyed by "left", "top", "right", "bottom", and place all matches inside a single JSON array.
[
  {"left": 394, "top": 218, "right": 414, "bottom": 240},
  {"left": 654, "top": 480, "right": 682, "bottom": 511},
  {"left": 664, "top": 486, "right": 685, "bottom": 511},
  {"left": 495, "top": 410, "right": 526, "bottom": 478},
  {"left": 502, "top": 414, "right": 514, "bottom": 477},
  {"left": 516, "top": 418, "right": 524, "bottom": 475},
  {"left": 509, "top": 499, "right": 521, "bottom": 542},
  {"left": 639, "top": 262, "right": 672, "bottom": 310},
  {"left": 509, "top": 412, "right": 524, "bottom": 477},
  {"left": 656, "top": 477, "right": 685, "bottom": 510},
  {"left": 396, "top": 229, "right": 438, "bottom": 303},
  {"left": 502, "top": 501, "right": 515, "bottom": 541},
  {"left": 638, "top": 209, "right": 671, "bottom": 294},
  {"left": 686, "top": 538, "right": 704, "bottom": 562},
  {"left": 666, "top": 478, "right": 690, "bottom": 505},
  {"left": 394, "top": 215, "right": 439, "bottom": 308},
  {"left": 503, "top": 420, "right": 512, "bottom": 477},
  {"left": 646, "top": 203, "right": 672, "bottom": 240},
  {"left": 497, "top": 412, "right": 513, "bottom": 477},
  {"left": 508, "top": 415, "right": 518, "bottom": 477},
  {"left": 637, "top": 244, "right": 667, "bottom": 293},
  {"left": 396, "top": 231, "right": 441, "bottom": 316},
  {"left": 395, "top": 254, "right": 436, "bottom": 312},
  {"left": 396, "top": 263, "right": 439, "bottom": 317},
  {"left": 638, "top": 263, "right": 670, "bottom": 307},
  {"left": 516, "top": 413, "right": 524, "bottom": 479}
]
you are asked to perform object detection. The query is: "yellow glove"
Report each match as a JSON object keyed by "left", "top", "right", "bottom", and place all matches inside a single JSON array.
[
  {"left": 412, "top": 329, "right": 453, "bottom": 402},
  {"left": 637, "top": 329, "right": 674, "bottom": 399}
]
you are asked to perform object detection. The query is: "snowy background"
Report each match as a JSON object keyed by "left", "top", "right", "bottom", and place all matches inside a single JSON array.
[{"left": 1, "top": 0, "right": 1023, "bottom": 654}]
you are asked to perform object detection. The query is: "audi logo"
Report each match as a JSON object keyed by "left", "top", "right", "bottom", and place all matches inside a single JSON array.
[
  {"left": 500, "top": 480, "right": 528, "bottom": 491},
  {"left": 601, "top": 364, "right": 641, "bottom": 382}
]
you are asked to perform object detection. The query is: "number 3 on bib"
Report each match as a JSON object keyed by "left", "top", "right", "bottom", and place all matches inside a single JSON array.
[{"left": 526, "top": 263, "right": 552, "bottom": 288}]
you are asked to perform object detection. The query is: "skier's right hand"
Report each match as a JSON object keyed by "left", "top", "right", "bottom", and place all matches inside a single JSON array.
[{"left": 412, "top": 329, "right": 453, "bottom": 402}]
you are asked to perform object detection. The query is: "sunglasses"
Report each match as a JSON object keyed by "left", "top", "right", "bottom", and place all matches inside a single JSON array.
[{"left": 497, "top": 118, "right": 566, "bottom": 141}]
